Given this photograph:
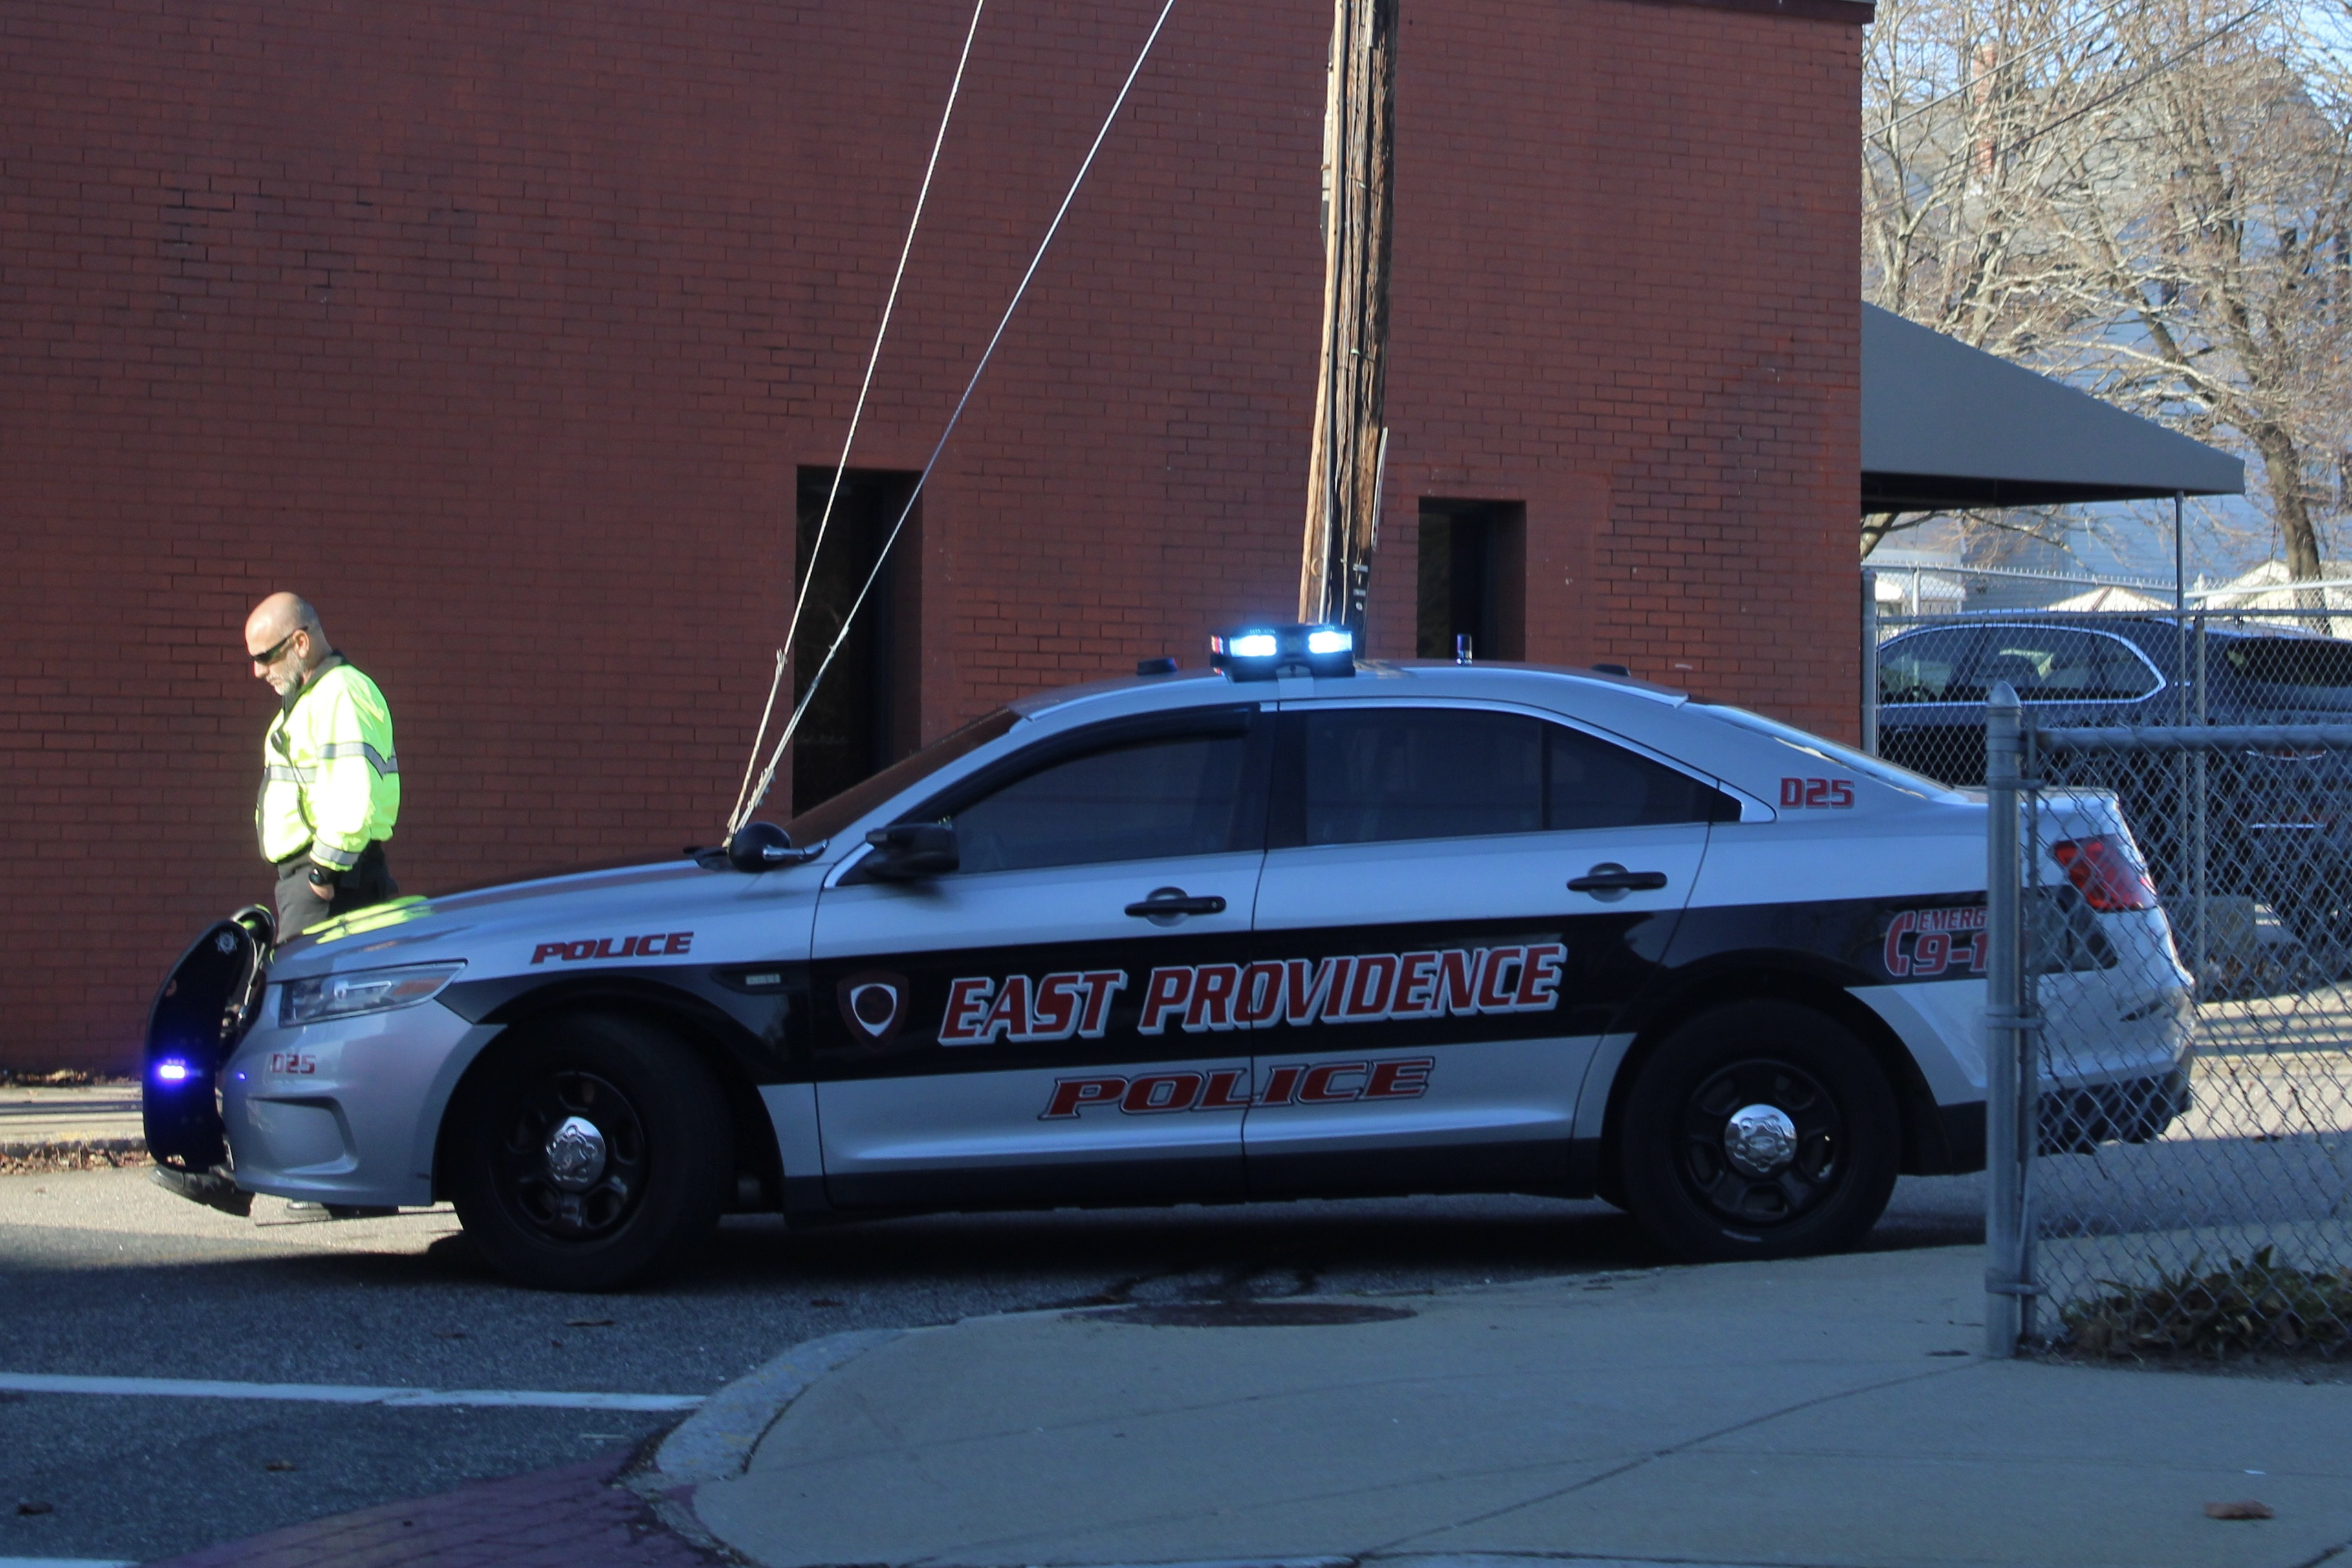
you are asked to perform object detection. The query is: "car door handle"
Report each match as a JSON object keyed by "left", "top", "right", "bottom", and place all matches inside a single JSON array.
[
  {"left": 1126, "top": 888, "right": 1228, "bottom": 920},
  {"left": 1567, "top": 865, "right": 1670, "bottom": 893}
]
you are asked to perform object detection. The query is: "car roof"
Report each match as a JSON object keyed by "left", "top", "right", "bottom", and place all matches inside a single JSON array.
[{"left": 1012, "top": 660, "right": 1693, "bottom": 723}]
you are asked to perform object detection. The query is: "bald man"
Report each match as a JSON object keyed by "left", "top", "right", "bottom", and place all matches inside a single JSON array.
[{"left": 245, "top": 593, "right": 402, "bottom": 939}]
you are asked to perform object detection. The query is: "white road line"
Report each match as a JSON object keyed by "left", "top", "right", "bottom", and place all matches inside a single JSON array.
[
  {"left": 0, "top": 1371, "right": 704, "bottom": 1412},
  {"left": 0, "top": 1558, "right": 138, "bottom": 1567}
]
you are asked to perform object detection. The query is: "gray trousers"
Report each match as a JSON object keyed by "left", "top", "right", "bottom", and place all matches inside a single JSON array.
[{"left": 273, "top": 842, "right": 398, "bottom": 939}]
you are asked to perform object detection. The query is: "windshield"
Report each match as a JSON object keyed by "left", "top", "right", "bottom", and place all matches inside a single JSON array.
[
  {"left": 1697, "top": 703, "right": 1963, "bottom": 800},
  {"left": 779, "top": 706, "right": 1023, "bottom": 847}
]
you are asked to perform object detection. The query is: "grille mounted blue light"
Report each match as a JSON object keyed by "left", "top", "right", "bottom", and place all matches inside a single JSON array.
[
  {"left": 153, "top": 1059, "right": 192, "bottom": 1085},
  {"left": 1210, "top": 623, "right": 1356, "bottom": 681}
]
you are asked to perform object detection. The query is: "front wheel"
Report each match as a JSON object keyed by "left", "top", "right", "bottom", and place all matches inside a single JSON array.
[
  {"left": 1617, "top": 1001, "right": 1899, "bottom": 1262},
  {"left": 447, "top": 1014, "right": 733, "bottom": 1291}
]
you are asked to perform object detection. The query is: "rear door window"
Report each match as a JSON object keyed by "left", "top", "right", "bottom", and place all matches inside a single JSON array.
[{"left": 1297, "top": 707, "right": 1729, "bottom": 845}]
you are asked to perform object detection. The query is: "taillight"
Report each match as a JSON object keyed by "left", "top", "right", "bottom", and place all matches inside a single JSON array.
[{"left": 2050, "top": 836, "right": 2158, "bottom": 913}]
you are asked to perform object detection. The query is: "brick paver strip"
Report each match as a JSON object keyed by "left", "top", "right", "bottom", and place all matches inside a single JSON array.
[{"left": 143, "top": 1454, "right": 719, "bottom": 1568}]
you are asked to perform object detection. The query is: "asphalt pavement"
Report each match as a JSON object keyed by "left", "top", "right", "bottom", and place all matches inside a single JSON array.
[{"left": 0, "top": 1163, "right": 1986, "bottom": 1564}]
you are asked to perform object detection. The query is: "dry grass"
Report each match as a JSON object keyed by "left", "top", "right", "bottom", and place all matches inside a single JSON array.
[
  {"left": 0, "top": 1143, "right": 149, "bottom": 1176},
  {"left": 2063, "top": 1247, "right": 2352, "bottom": 1358}
]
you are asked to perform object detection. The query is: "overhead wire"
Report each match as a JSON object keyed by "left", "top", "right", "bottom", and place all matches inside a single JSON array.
[
  {"left": 724, "top": 0, "right": 991, "bottom": 840},
  {"left": 1866, "top": 0, "right": 2134, "bottom": 144},
  {"left": 728, "top": 0, "right": 1184, "bottom": 839},
  {"left": 1862, "top": 0, "right": 2280, "bottom": 223}
]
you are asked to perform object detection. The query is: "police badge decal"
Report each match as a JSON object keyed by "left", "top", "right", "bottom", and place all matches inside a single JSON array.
[{"left": 836, "top": 970, "right": 911, "bottom": 1050}]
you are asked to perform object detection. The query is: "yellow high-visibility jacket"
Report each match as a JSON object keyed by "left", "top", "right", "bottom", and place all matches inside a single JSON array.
[{"left": 256, "top": 656, "right": 400, "bottom": 873}]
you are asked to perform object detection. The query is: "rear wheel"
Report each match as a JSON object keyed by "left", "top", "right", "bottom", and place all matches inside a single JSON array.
[
  {"left": 447, "top": 1013, "right": 732, "bottom": 1291},
  {"left": 1617, "top": 1001, "right": 1899, "bottom": 1262}
]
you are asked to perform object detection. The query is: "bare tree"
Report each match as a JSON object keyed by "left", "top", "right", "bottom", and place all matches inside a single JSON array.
[{"left": 1862, "top": 0, "right": 2352, "bottom": 583}]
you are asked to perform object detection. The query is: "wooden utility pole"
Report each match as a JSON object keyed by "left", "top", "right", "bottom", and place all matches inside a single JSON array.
[{"left": 1296, "top": 0, "right": 1397, "bottom": 630}]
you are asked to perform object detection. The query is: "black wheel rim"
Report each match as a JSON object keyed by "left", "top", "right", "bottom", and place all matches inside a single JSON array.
[
  {"left": 1674, "top": 1056, "right": 1845, "bottom": 1232},
  {"left": 490, "top": 1069, "right": 648, "bottom": 1243}
]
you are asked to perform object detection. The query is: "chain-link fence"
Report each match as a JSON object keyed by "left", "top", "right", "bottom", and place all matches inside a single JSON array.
[{"left": 1937, "top": 615, "right": 2352, "bottom": 1360}]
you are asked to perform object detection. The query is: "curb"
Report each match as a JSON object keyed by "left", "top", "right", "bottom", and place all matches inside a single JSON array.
[
  {"left": 652, "top": 1327, "right": 908, "bottom": 1487},
  {"left": 2, "top": 1135, "right": 146, "bottom": 1155},
  {"left": 0, "top": 1135, "right": 149, "bottom": 1173}
]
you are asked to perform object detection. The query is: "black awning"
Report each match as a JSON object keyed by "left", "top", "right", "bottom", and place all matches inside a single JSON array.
[{"left": 1862, "top": 304, "right": 2244, "bottom": 513}]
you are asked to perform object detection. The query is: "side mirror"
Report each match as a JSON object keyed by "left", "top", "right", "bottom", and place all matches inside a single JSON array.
[
  {"left": 724, "top": 821, "right": 818, "bottom": 873},
  {"left": 864, "top": 822, "right": 959, "bottom": 880}
]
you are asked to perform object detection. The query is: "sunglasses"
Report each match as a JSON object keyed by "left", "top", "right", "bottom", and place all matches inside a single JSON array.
[{"left": 249, "top": 629, "right": 301, "bottom": 667}]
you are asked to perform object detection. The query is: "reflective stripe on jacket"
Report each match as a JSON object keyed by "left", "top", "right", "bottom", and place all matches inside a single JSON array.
[{"left": 256, "top": 657, "right": 401, "bottom": 869}]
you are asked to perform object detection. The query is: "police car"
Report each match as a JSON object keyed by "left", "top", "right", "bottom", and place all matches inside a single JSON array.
[{"left": 144, "top": 626, "right": 2192, "bottom": 1290}]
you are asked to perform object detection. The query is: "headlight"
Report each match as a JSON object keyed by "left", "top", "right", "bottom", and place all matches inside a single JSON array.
[{"left": 279, "top": 961, "right": 466, "bottom": 1027}]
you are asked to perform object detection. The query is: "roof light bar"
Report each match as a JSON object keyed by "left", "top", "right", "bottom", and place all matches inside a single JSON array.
[{"left": 1210, "top": 623, "right": 1357, "bottom": 681}]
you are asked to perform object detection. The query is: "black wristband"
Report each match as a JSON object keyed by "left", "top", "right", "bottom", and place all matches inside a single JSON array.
[{"left": 306, "top": 866, "right": 336, "bottom": 891}]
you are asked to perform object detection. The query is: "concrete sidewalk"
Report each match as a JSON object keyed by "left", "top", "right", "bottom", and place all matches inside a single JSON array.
[{"left": 677, "top": 1245, "right": 2352, "bottom": 1568}]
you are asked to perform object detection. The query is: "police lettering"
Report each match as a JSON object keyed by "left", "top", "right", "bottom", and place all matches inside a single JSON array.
[
  {"left": 530, "top": 931, "right": 694, "bottom": 964},
  {"left": 1040, "top": 1058, "right": 1434, "bottom": 1118}
]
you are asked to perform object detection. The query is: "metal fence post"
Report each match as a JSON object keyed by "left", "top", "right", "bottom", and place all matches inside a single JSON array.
[
  {"left": 1985, "top": 682, "right": 2032, "bottom": 1356},
  {"left": 1861, "top": 569, "right": 1880, "bottom": 756}
]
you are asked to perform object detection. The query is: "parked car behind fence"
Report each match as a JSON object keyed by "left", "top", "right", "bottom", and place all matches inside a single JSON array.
[
  {"left": 1880, "top": 607, "right": 2352, "bottom": 1355},
  {"left": 1875, "top": 610, "right": 2352, "bottom": 971}
]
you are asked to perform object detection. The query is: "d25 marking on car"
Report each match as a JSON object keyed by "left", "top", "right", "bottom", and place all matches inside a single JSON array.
[{"left": 1780, "top": 777, "right": 1855, "bottom": 809}]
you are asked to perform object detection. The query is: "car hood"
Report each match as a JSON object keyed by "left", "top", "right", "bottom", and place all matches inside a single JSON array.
[{"left": 266, "top": 856, "right": 819, "bottom": 981}]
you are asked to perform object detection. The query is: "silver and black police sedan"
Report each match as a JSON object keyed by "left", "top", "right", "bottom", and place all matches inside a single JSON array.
[{"left": 144, "top": 626, "right": 2192, "bottom": 1290}]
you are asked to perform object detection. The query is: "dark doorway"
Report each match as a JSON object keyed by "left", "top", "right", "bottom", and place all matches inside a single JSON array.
[
  {"left": 793, "top": 467, "right": 922, "bottom": 814},
  {"left": 1416, "top": 499, "right": 1525, "bottom": 662}
]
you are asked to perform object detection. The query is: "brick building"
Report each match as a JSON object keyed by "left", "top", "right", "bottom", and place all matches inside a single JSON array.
[{"left": 0, "top": 0, "right": 1868, "bottom": 1073}]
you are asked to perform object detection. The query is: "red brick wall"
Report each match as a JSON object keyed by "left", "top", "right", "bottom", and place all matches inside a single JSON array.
[{"left": 0, "top": 0, "right": 1861, "bottom": 1073}]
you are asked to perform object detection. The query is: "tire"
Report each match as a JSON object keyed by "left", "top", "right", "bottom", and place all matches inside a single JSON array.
[
  {"left": 1617, "top": 1000, "right": 1900, "bottom": 1263},
  {"left": 447, "top": 1013, "right": 734, "bottom": 1291}
]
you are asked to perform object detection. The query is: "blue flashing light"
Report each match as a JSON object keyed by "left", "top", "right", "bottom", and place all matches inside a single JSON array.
[
  {"left": 153, "top": 1060, "right": 192, "bottom": 1085},
  {"left": 1210, "top": 623, "right": 1358, "bottom": 681}
]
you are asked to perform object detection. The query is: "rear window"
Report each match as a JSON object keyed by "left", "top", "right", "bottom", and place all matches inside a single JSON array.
[
  {"left": 1699, "top": 704, "right": 1962, "bottom": 800},
  {"left": 1298, "top": 708, "right": 1732, "bottom": 845}
]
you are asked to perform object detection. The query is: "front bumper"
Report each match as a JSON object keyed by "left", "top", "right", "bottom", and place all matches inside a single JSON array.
[{"left": 221, "top": 997, "right": 501, "bottom": 1207}]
